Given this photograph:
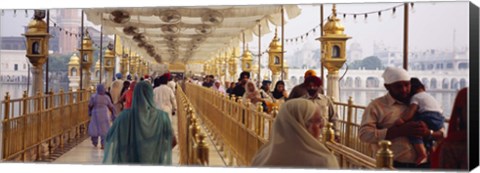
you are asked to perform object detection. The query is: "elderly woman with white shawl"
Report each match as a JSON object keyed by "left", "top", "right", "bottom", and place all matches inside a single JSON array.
[
  {"left": 242, "top": 81, "right": 263, "bottom": 105},
  {"left": 251, "top": 98, "right": 339, "bottom": 168},
  {"left": 211, "top": 80, "right": 226, "bottom": 94}
]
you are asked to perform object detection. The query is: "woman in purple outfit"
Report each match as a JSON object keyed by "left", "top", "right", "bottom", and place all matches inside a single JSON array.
[{"left": 88, "top": 84, "right": 117, "bottom": 149}]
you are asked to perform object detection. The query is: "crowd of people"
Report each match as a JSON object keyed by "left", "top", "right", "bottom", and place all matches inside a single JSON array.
[
  {"left": 87, "top": 72, "right": 178, "bottom": 164},
  {"left": 86, "top": 67, "right": 468, "bottom": 170}
]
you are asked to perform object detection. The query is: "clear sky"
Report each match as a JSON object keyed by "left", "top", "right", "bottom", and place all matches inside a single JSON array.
[{"left": 1, "top": 1, "right": 470, "bottom": 59}]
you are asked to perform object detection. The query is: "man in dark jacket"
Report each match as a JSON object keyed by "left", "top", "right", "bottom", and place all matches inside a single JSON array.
[{"left": 231, "top": 71, "right": 250, "bottom": 99}]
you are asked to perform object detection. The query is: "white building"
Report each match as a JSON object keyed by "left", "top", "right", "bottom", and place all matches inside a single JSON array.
[{"left": 0, "top": 50, "right": 31, "bottom": 84}]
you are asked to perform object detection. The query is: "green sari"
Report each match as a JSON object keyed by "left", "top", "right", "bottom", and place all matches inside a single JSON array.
[{"left": 103, "top": 81, "right": 173, "bottom": 165}]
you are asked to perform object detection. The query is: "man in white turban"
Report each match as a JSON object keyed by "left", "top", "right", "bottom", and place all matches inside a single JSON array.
[{"left": 359, "top": 66, "right": 430, "bottom": 169}]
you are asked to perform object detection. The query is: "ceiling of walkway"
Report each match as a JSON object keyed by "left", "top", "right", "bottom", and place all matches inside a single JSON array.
[{"left": 84, "top": 5, "right": 301, "bottom": 65}]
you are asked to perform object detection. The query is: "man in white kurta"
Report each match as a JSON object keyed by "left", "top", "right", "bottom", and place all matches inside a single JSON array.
[{"left": 359, "top": 66, "right": 430, "bottom": 169}]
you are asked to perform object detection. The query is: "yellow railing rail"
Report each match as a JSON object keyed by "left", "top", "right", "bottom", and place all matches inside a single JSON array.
[
  {"left": 176, "top": 86, "right": 209, "bottom": 166},
  {"left": 185, "top": 83, "right": 394, "bottom": 169},
  {"left": 185, "top": 83, "right": 274, "bottom": 166},
  {"left": 1, "top": 89, "right": 92, "bottom": 161}
]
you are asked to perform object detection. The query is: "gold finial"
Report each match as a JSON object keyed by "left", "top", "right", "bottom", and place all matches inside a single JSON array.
[{"left": 332, "top": 4, "right": 337, "bottom": 17}]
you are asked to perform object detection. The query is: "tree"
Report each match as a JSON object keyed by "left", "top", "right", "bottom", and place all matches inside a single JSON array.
[
  {"left": 347, "top": 56, "right": 383, "bottom": 70},
  {"left": 362, "top": 56, "right": 383, "bottom": 70}
]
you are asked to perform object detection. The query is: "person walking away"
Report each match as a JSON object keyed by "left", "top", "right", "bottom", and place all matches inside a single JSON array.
[
  {"left": 103, "top": 81, "right": 176, "bottom": 164},
  {"left": 88, "top": 84, "right": 117, "bottom": 149}
]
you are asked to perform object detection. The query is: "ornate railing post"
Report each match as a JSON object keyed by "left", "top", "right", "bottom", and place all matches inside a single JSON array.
[
  {"left": 323, "top": 122, "right": 335, "bottom": 143},
  {"left": 256, "top": 102, "right": 263, "bottom": 135},
  {"left": 345, "top": 96, "right": 353, "bottom": 146},
  {"left": 3, "top": 92, "right": 11, "bottom": 160},
  {"left": 376, "top": 140, "right": 394, "bottom": 169},
  {"left": 188, "top": 116, "right": 198, "bottom": 164},
  {"left": 195, "top": 132, "right": 209, "bottom": 165},
  {"left": 22, "top": 91, "right": 28, "bottom": 161}
]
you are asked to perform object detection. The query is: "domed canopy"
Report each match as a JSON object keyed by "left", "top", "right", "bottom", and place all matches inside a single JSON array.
[
  {"left": 81, "top": 30, "right": 93, "bottom": 49},
  {"left": 268, "top": 29, "right": 282, "bottom": 53},
  {"left": 323, "top": 4, "right": 346, "bottom": 35},
  {"left": 242, "top": 47, "right": 253, "bottom": 60},
  {"left": 68, "top": 53, "right": 80, "bottom": 66},
  {"left": 27, "top": 19, "right": 47, "bottom": 33}
]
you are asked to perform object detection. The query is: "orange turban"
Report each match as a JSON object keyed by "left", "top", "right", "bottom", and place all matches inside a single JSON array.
[{"left": 304, "top": 70, "right": 317, "bottom": 78}]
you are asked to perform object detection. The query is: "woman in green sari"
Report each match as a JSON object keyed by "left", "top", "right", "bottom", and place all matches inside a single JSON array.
[{"left": 103, "top": 81, "right": 177, "bottom": 164}]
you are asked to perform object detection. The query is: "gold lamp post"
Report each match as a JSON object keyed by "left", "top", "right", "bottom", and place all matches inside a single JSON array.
[
  {"left": 129, "top": 54, "right": 137, "bottom": 77},
  {"left": 268, "top": 29, "right": 283, "bottom": 85},
  {"left": 241, "top": 46, "right": 253, "bottom": 73},
  {"left": 317, "top": 4, "right": 351, "bottom": 101},
  {"left": 93, "top": 60, "right": 101, "bottom": 85},
  {"left": 67, "top": 53, "right": 81, "bottom": 90},
  {"left": 104, "top": 44, "right": 115, "bottom": 87},
  {"left": 78, "top": 29, "right": 94, "bottom": 89},
  {"left": 142, "top": 61, "right": 148, "bottom": 77},
  {"left": 120, "top": 54, "right": 128, "bottom": 80},
  {"left": 228, "top": 48, "right": 237, "bottom": 82},
  {"left": 23, "top": 10, "right": 50, "bottom": 95}
]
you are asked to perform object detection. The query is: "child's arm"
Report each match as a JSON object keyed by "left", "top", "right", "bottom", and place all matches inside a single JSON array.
[{"left": 395, "top": 103, "right": 419, "bottom": 126}]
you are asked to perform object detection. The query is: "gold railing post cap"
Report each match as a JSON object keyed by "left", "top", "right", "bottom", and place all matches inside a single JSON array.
[{"left": 378, "top": 140, "right": 391, "bottom": 147}]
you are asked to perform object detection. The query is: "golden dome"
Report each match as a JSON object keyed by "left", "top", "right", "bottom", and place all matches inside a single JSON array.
[
  {"left": 323, "top": 4, "right": 346, "bottom": 35},
  {"left": 68, "top": 53, "right": 80, "bottom": 65},
  {"left": 27, "top": 19, "right": 47, "bottom": 33},
  {"left": 105, "top": 48, "right": 115, "bottom": 58},
  {"left": 242, "top": 46, "right": 253, "bottom": 60},
  {"left": 81, "top": 30, "right": 93, "bottom": 49},
  {"left": 268, "top": 28, "right": 282, "bottom": 52}
]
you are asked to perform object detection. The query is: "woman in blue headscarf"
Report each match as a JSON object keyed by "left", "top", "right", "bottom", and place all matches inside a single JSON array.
[
  {"left": 103, "top": 81, "right": 177, "bottom": 164},
  {"left": 88, "top": 84, "right": 117, "bottom": 149}
]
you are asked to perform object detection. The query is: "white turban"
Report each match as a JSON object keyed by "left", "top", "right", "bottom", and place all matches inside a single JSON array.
[{"left": 382, "top": 66, "right": 410, "bottom": 84}]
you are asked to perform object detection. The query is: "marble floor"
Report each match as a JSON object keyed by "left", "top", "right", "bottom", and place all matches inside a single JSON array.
[{"left": 52, "top": 115, "right": 226, "bottom": 167}]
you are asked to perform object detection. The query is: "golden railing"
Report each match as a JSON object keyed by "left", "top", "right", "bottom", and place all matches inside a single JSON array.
[
  {"left": 1, "top": 89, "right": 92, "bottom": 161},
  {"left": 186, "top": 83, "right": 275, "bottom": 166},
  {"left": 184, "top": 82, "right": 393, "bottom": 169},
  {"left": 332, "top": 97, "right": 373, "bottom": 157},
  {"left": 176, "top": 86, "right": 209, "bottom": 166}
]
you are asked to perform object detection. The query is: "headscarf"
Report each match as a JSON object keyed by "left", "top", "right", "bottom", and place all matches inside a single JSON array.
[
  {"left": 120, "top": 81, "right": 130, "bottom": 97},
  {"left": 430, "top": 87, "right": 468, "bottom": 168},
  {"left": 271, "top": 81, "right": 286, "bottom": 99},
  {"left": 124, "top": 81, "right": 137, "bottom": 109},
  {"left": 212, "top": 80, "right": 226, "bottom": 93},
  {"left": 115, "top": 73, "right": 123, "bottom": 80},
  {"left": 304, "top": 69, "right": 317, "bottom": 78},
  {"left": 382, "top": 66, "right": 410, "bottom": 84},
  {"left": 103, "top": 81, "right": 173, "bottom": 164},
  {"left": 243, "top": 81, "right": 261, "bottom": 104},
  {"left": 97, "top": 84, "right": 106, "bottom": 95},
  {"left": 111, "top": 79, "right": 124, "bottom": 103},
  {"left": 251, "top": 98, "right": 339, "bottom": 168}
]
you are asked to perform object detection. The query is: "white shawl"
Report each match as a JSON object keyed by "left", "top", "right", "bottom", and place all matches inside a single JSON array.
[{"left": 251, "top": 98, "right": 339, "bottom": 168}]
